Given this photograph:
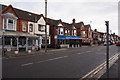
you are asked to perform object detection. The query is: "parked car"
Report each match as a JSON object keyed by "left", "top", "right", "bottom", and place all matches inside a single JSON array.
[
  {"left": 104, "top": 41, "right": 111, "bottom": 46},
  {"left": 116, "top": 40, "right": 120, "bottom": 46}
]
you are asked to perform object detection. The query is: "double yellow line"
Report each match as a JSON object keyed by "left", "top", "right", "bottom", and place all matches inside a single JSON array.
[{"left": 80, "top": 53, "right": 118, "bottom": 80}]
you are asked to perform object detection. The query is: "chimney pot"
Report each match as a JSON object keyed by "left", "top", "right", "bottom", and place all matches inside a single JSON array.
[{"left": 73, "top": 19, "right": 75, "bottom": 23}]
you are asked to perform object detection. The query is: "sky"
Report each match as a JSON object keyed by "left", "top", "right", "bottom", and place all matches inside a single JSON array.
[{"left": 0, "top": 0, "right": 119, "bottom": 35}]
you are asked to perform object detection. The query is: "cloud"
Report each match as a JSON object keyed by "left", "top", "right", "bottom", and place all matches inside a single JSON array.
[{"left": 0, "top": 0, "right": 118, "bottom": 35}]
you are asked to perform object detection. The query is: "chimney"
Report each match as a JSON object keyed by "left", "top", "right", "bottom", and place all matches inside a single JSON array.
[
  {"left": 94, "top": 29, "right": 97, "bottom": 32},
  {"left": 72, "top": 19, "right": 75, "bottom": 24}
]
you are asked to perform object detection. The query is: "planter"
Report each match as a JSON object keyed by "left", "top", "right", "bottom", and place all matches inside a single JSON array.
[
  {"left": 14, "top": 50, "right": 18, "bottom": 54},
  {"left": 28, "top": 50, "right": 31, "bottom": 53},
  {"left": 7, "top": 48, "right": 11, "bottom": 52}
]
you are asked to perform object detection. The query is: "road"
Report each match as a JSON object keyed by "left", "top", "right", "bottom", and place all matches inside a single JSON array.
[{"left": 2, "top": 45, "right": 119, "bottom": 78}]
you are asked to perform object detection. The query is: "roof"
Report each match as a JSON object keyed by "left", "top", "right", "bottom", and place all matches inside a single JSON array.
[
  {"left": 0, "top": 31, "right": 38, "bottom": 37},
  {"left": 0, "top": 4, "right": 41, "bottom": 22},
  {"left": 62, "top": 22, "right": 71, "bottom": 28},
  {"left": 46, "top": 18, "right": 60, "bottom": 26},
  {"left": 74, "top": 22, "right": 83, "bottom": 28},
  {"left": 84, "top": 25, "right": 90, "bottom": 31}
]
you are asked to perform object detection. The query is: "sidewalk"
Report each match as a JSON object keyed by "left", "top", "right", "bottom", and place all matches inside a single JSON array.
[
  {"left": 99, "top": 57, "right": 120, "bottom": 80},
  {"left": 2, "top": 48, "right": 69, "bottom": 59}
]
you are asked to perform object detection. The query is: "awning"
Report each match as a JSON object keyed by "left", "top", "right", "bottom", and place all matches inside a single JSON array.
[
  {"left": 0, "top": 31, "right": 38, "bottom": 37},
  {"left": 55, "top": 35, "right": 79, "bottom": 39}
]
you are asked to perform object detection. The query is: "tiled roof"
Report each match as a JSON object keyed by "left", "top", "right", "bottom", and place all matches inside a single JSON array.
[
  {"left": 0, "top": 4, "right": 40, "bottom": 22},
  {"left": 46, "top": 18, "right": 60, "bottom": 26},
  {"left": 84, "top": 25, "right": 90, "bottom": 31},
  {"left": 74, "top": 22, "right": 83, "bottom": 28},
  {"left": 62, "top": 22, "right": 71, "bottom": 28}
]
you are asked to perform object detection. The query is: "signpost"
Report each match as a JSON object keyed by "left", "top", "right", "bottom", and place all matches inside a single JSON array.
[
  {"left": 105, "top": 21, "right": 109, "bottom": 78},
  {"left": 45, "top": 0, "right": 47, "bottom": 52}
]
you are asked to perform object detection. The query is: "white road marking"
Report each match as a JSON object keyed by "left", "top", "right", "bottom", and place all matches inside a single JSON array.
[
  {"left": 22, "top": 56, "right": 69, "bottom": 66},
  {"left": 77, "top": 53, "right": 82, "bottom": 55},
  {"left": 63, "top": 56, "right": 68, "bottom": 58},
  {"left": 86, "top": 51, "right": 92, "bottom": 53},
  {"left": 21, "top": 62, "right": 34, "bottom": 66},
  {"left": 37, "top": 56, "right": 68, "bottom": 63}
]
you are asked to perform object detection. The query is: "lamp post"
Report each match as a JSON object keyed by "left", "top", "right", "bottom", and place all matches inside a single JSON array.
[
  {"left": 45, "top": 0, "right": 47, "bottom": 52},
  {"left": 105, "top": 21, "right": 109, "bottom": 78}
]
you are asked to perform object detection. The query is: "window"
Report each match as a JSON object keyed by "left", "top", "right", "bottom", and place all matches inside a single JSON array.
[
  {"left": 22, "top": 22, "right": 27, "bottom": 31},
  {"left": 58, "top": 28, "right": 60, "bottom": 35},
  {"left": 68, "top": 30, "right": 70, "bottom": 35},
  {"left": 89, "top": 33, "right": 92, "bottom": 38},
  {"left": 58, "top": 28, "right": 63, "bottom": 35},
  {"left": 38, "top": 24, "right": 45, "bottom": 31},
  {"left": 4, "top": 18, "right": 7, "bottom": 29},
  {"left": 29, "top": 24, "right": 33, "bottom": 32},
  {"left": 72, "top": 30, "right": 76, "bottom": 36},
  {"left": 81, "top": 31, "right": 85, "bottom": 37},
  {"left": 65, "top": 30, "right": 68, "bottom": 36},
  {"left": 8, "top": 19, "right": 15, "bottom": 30}
]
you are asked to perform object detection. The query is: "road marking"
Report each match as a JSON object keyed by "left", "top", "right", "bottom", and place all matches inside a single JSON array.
[
  {"left": 80, "top": 53, "right": 119, "bottom": 79},
  {"left": 77, "top": 53, "right": 82, "bottom": 55},
  {"left": 86, "top": 51, "right": 92, "bottom": 53},
  {"left": 21, "top": 62, "right": 34, "bottom": 66},
  {"left": 22, "top": 56, "right": 69, "bottom": 66}
]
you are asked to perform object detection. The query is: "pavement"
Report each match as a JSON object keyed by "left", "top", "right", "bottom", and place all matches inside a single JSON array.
[
  {"left": 99, "top": 56, "right": 120, "bottom": 80},
  {"left": 2, "top": 45, "right": 119, "bottom": 79},
  {"left": 2, "top": 45, "right": 96, "bottom": 60}
]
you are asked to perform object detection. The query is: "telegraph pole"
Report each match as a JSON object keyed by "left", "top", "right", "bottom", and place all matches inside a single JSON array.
[
  {"left": 45, "top": 0, "right": 47, "bottom": 52},
  {"left": 105, "top": 21, "right": 109, "bottom": 78}
]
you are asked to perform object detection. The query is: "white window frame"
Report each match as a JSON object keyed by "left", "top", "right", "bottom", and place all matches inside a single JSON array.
[
  {"left": 22, "top": 22, "right": 27, "bottom": 32},
  {"left": 38, "top": 24, "right": 45, "bottom": 31},
  {"left": 29, "top": 24, "right": 33, "bottom": 32},
  {"left": 5, "top": 18, "right": 16, "bottom": 31},
  {"left": 58, "top": 28, "right": 63, "bottom": 35}
]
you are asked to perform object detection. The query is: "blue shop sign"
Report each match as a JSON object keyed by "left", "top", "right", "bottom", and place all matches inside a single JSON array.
[{"left": 57, "top": 35, "right": 79, "bottom": 39}]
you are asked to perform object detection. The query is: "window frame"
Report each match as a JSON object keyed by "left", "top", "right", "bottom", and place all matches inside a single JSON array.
[
  {"left": 29, "top": 24, "right": 33, "bottom": 32},
  {"left": 22, "top": 22, "right": 27, "bottom": 32}
]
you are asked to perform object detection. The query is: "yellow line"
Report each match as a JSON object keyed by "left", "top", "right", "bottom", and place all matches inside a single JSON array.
[
  {"left": 80, "top": 54, "right": 118, "bottom": 79},
  {"left": 81, "top": 62, "right": 105, "bottom": 79}
]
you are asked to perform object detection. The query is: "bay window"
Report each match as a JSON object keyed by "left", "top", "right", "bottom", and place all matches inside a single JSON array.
[{"left": 3, "top": 18, "right": 16, "bottom": 30}]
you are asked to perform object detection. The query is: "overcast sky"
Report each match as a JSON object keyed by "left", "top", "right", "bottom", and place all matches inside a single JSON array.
[{"left": 0, "top": 0, "right": 119, "bottom": 35}]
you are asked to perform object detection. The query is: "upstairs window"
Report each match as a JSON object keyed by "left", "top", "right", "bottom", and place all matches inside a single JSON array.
[
  {"left": 8, "top": 18, "right": 15, "bottom": 30},
  {"left": 4, "top": 18, "right": 7, "bottom": 29},
  {"left": 38, "top": 24, "right": 45, "bottom": 31},
  {"left": 29, "top": 24, "right": 33, "bottom": 32},
  {"left": 65, "top": 30, "right": 68, "bottom": 36},
  {"left": 58, "top": 28, "right": 60, "bottom": 35},
  {"left": 72, "top": 30, "right": 76, "bottom": 36},
  {"left": 58, "top": 28, "right": 63, "bottom": 35},
  {"left": 81, "top": 31, "right": 85, "bottom": 37},
  {"left": 22, "top": 22, "right": 27, "bottom": 31}
]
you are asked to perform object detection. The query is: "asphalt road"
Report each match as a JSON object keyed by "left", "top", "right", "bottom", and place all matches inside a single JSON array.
[{"left": 2, "top": 45, "right": 119, "bottom": 78}]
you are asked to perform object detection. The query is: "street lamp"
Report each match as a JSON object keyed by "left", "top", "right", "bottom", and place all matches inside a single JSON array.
[
  {"left": 105, "top": 21, "right": 109, "bottom": 78},
  {"left": 0, "top": 14, "right": 5, "bottom": 56},
  {"left": 45, "top": 0, "right": 47, "bottom": 52}
]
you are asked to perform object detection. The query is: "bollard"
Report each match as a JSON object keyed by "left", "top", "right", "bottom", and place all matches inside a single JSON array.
[
  {"left": 76, "top": 45, "right": 77, "bottom": 48},
  {"left": 68, "top": 45, "right": 69, "bottom": 48},
  {"left": 72, "top": 44, "right": 74, "bottom": 48},
  {"left": 78, "top": 44, "right": 80, "bottom": 47}
]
